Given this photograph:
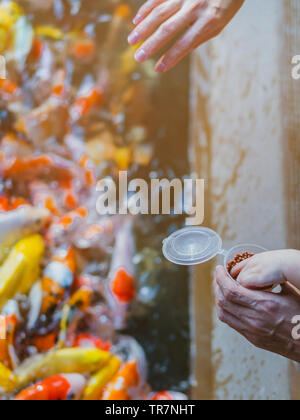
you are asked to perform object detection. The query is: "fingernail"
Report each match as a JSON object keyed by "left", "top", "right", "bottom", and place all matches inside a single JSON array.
[
  {"left": 133, "top": 14, "right": 142, "bottom": 25},
  {"left": 155, "top": 62, "right": 166, "bottom": 73},
  {"left": 135, "top": 48, "right": 147, "bottom": 62},
  {"left": 128, "top": 31, "right": 140, "bottom": 45}
]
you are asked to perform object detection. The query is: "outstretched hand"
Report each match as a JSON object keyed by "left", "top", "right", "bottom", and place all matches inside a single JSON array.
[{"left": 128, "top": 0, "right": 245, "bottom": 73}]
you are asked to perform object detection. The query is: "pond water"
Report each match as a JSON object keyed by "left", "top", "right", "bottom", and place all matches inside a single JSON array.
[{"left": 0, "top": 0, "right": 190, "bottom": 397}]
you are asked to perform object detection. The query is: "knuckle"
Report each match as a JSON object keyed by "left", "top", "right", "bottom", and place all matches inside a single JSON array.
[
  {"left": 263, "top": 300, "right": 279, "bottom": 313},
  {"left": 247, "top": 319, "right": 265, "bottom": 335},
  {"left": 209, "top": 6, "right": 223, "bottom": 22},
  {"left": 216, "top": 294, "right": 226, "bottom": 309},
  {"left": 160, "top": 22, "right": 174, "bottom": 36},
  {"left": 156, "top": 3, "right": 169, "bottom": 17},
  {"left": 223, "top": 287, "right": 235, "bottom": 301},
  {"left": 187, "top": 0, "right": 204, "bottom": 15},
  {"left": 207, "top": 8, "right": 224, "bottom": 32},
  {"left": 264, "top": 328, "right": 276, "bottom": 339}
]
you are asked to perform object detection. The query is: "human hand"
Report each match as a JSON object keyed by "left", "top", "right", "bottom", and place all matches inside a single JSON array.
[
  {"left": 128, "top": 0, "right": 245, "bottom": 73},
  {"left": 214, "top": 266, "right": 300, "bottom": 362},
  {"left": 231, "top": 250, "right": 300, "bottom": 291}
]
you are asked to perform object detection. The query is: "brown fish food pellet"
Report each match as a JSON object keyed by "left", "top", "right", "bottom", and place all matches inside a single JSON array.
[{"left": 227, "top": 252, "right": 254, "bottom": 279}]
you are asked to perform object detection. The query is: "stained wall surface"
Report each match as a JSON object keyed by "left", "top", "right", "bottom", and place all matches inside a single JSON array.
[{"left": 190, "top": 0, "right": 294, "bottom": 400}]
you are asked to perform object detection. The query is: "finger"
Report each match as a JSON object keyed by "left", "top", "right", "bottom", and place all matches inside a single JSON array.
[
  {"left": 230, "top": 260, "right": 248, "bottom": 279},
  {"left": 216, "top": 307, "right": 266, "bottom": 349},
  {"left": 216, "top": 307, "right": 249, "bottom": 336},
  {"left": 133, "top": 0, "right": 168, "bottom": 25},
  {"left": 238, "top": 269, "right": 282, "bottom": 291},
  {"left": 155, "top": 15, "right": 220, "bottom": 73},
  {"left": 214, "top": 277, "right": 259, "bottom": 321},
  {"left": 136, "top": 10, "right": 195, "bottom": 62},
  {"left": 129, "top": 0, "right": 180, "bottom": 48},
  {"left": 215, "top": 266, "right": 265, "bottom": 309}
]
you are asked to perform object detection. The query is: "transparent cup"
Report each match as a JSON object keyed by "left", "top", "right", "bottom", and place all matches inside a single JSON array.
[
  {"left": 224, "top": 244, "right": 268, "bottom": 281},
  {"left": 163, "top": 227, "right": 268, "bottom": 280}
]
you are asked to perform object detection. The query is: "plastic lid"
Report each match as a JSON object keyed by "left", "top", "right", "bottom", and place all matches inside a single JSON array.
[{"left": 162, "top": 227, "right": 223, "bottom": 266}]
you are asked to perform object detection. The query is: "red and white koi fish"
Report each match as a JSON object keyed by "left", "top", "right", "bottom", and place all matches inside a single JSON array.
[
  {"left": 15, "top": 374, "right": 86, "bottom": 401},
  {"left": 147, "top": 391, "right": 188, "bottom": 400},
  {"left": 73, "top": 334, "right": 111, "bottom": 352},
  {"left": 106, "top": 218, "right": 136, "bottom": 329}
]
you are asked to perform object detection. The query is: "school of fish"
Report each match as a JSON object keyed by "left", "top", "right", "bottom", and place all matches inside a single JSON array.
[{"left": 0, "top": 0, "right": 187, "bottom": 400}]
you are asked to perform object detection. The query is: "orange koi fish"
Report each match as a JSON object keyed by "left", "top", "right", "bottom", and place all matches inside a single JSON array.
[{"left": 15, "top": 374, "right": 86, "bottom": 401}]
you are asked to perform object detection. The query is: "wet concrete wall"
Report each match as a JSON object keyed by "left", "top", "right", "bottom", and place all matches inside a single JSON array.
[{"left": 190, "top": 0, "right": 300, "bottom": 400}]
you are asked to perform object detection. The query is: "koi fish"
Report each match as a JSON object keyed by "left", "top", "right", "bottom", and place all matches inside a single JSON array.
[
  {"left": 0, "top": 195, "right": 30, "bottom": 212},
  {"left": 71, "top": 36, "right": 95, "bottom": 62},
  {"left": 102, "top": 361, "right": 139, "bottom": 400},
  {"left": 0, "top": 207, "right": 49, "bottom": 262},
  {"left": 103, "top": 336, "right": 147, "bottom": 400},
  {"left": 15, "top": 98, "right": 69, "bottom": 144},
  {"left": 15, "top": 374, "right": 86, "bottom": 401},
  {"left": 46, "top": 207, "right": 88, "bottom": 246},
  {"left": 30, "top": 181, "right": 60, "bottom": 216},
  {"left": 0, "top": 196, "right": 9, "bottom": 212},
  {"left": 15, "top": 348, "right": 111, "bottom": 389},
  {"left": 51, "top": 69, "right": 67, "bottom": 97},
  {"left": 0, "top": 154, "right": 77, "bottom": 182},
  {"left": 73, "top": 215, "right": 122, "bottom": 254},
  {"left": 73, "top": 334, "right": 111, "bottom": 352},
  {"left": 57, "top": 287, "right": 93, "bottom": 348},
  {"left": 33, "top": 332, "right": 58, "bottom": 353},
  {"left": 41, "top": 247, "right": 76, "bottom": 314},
  {"left": 107, "top": 218, "right": 136, "bottom": 330},
  {"left": 0, "top": 362, "right": 17, "bottom": 393},
  {"left": 0, "top": 235, "right": 45, "bottom": 310},
  {"left": 27, "top": 281, "right": 43, "bottom": 331},
  {"left": 83, "top": 356, "right": 121, "bottom": 401},
  {"left": 106, "top": 4, "right": 131, "bottom": 53},
  {"left": 70, "top": 86, "right": 105, "bottom": 122},
  {"left": 0, "top": 300, "right": 19, "bottom": 369},
  {"left": 147, "top": 391, "right": 188, "bottom": 400}
]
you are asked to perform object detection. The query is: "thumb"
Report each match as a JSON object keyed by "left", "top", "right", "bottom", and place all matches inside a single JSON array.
[{"left": 237, "top": 271, "right": 276, "bottom": 290}]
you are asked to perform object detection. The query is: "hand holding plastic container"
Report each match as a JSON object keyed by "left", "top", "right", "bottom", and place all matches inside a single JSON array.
[{"left": 162, "top": 227, "right": 267, "bottom": 281}]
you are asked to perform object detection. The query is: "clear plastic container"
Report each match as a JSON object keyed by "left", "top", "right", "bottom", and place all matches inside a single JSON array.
[
  {"left": 163, "top": 227, "right": 268, "bottom": 280},
  {"left": 223, "top": 244, "right": 267, "bottom": 281}
]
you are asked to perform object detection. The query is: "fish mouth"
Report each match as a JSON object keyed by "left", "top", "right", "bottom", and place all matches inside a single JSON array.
[
  {"left": 19, "top": 207, "right": 51, "bottom": 226},
  {"left": 32, "top": 208, "right": 51, "bottom": 225}
]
